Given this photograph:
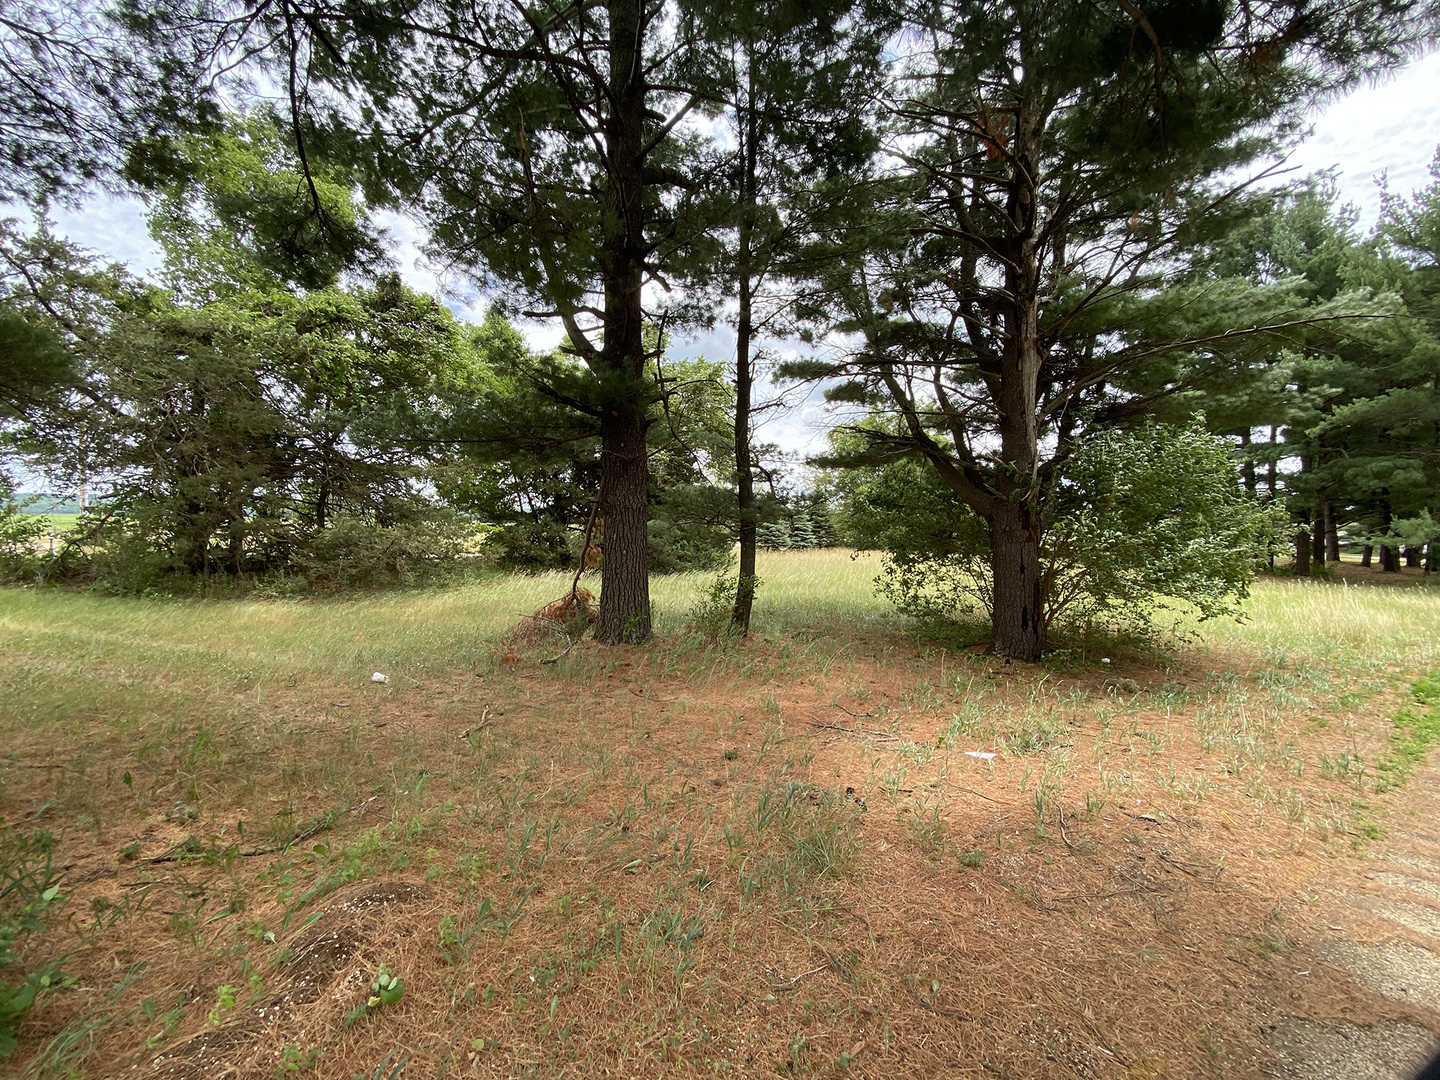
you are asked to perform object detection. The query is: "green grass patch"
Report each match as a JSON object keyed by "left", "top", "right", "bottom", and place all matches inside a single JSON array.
[
  {"left": 22, "top": 513, "right": 79, "bottom": 533},
  {"left": 1374, "top": 676, "right": 1440, "bottom": 793}
]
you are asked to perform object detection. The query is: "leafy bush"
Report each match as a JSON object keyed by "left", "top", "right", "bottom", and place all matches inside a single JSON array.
[
  {"left": 292, "top": 513, "right": 475, "bottom": 589},
  {"left": 0, "top": 477, "right": 43, "bottom": 582},
  {"left": 849, "top": 422, "right": 1287, "bottom": 640}
]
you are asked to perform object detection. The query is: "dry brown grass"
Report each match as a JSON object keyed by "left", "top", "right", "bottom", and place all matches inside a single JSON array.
[{"left": 4, "top": 558, "right": 1440, "bottom": 1079}]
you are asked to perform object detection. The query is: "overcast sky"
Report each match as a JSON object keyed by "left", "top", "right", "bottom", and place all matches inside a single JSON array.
[{"left": 39, "top": 49, "right": 1440, "bottom": 462}]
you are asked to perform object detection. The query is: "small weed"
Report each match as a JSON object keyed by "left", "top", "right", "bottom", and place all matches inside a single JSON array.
[
  {"left": 207, "top": 984, "right": 238, "bottom": 1026},
  {"left": 275, "top": 1045, "right": 320, "bottom": 1077},
  {"left": 343, "top": 965, "right": 406, "bottom": 1028}
]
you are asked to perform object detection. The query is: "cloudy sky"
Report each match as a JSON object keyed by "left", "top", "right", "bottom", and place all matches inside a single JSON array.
[{"left": 40, "top": 49, "right": 1440, "bottom": 461}]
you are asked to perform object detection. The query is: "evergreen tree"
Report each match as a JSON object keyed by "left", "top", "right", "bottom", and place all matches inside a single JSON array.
[
  {"left": 789, "top": 507, "right": 819, "bottom": 549},
  {"left": 138, "top": 0, "right": 729, "bottom": 642},
  {"left": 2, "top": 129, "right": 475, "bottom": 581},
  {"left": 757, "top": 520, "right": 790, "bottom": 549},
  {"left": 692, "top": 0, "right": 888, "bottom": 632},
  {"left": 789, "top": 0, "right": 1427, "bottom": 658},
  {"left": 0, "top": 2, "right": 218, "bottom": 204},
  {"left": 806, "top": 500, "right": 840, "bottom": 548},
  {"left": 440, "top": 326, "right": 736, "bottom": 574}
]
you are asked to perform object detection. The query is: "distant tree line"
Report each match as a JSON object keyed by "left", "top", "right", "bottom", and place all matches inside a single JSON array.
[{"left": 1, "top": 0, "right": 1437, "bottom": 655}]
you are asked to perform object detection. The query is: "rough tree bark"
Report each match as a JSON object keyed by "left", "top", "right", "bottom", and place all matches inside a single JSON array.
[
  {"left": 730, "top": 99, "right": 760, "bottom": 635},
  {"left": 987, "top": 101, "right": 1046, "bottom": 661},
  {"left": 593, "top": 0, "right": 653, "bottom": 644},
  {"left": 989, "top": 500, "right": 1045, "bottom": 659}
]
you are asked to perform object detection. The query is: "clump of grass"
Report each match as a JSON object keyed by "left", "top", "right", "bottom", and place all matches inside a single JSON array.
[
  {"left": 1373, "top": 676, "right": 1440, "bottom": 793},
  {"left": 727, "top": 781, "right": 860, "bottom": 900},
  {"left": 1000, "top": 707, "right": 1065, "bottom": 755},
  {"left": 1, "top": 846, "right": 67, "bottom": 1060}
]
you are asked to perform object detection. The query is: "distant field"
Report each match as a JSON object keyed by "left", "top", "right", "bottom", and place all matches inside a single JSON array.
[
  {"left": 26, "top": 512, "right": 80, "bottom": 533},
  {"left": 3, "top": 550, "right": 1440, "bottom": 1078}
]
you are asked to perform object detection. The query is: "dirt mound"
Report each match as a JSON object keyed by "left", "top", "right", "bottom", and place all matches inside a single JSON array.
[{"left": 140, "top": 880, "right": 433, "bottom": 1079}]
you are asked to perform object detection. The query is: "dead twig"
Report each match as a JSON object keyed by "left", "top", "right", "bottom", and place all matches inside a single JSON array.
[
  {"left": 1047, "top": 885, "right": 1156, "bottom": 904},
  {"left": 908, "top": 987, "right": 970, "bottom": 1019},
  {"left": 804, "top": 718, "right": 898, "bottom": 743},
  {"left": 770, "top": 964, "right": 828, "bottom": 992},
  {"left": 541, "top": 636, "right": 580, "bottom": 665},
  {"left": 955, "top": 785, "right": 1000, "bottom": 804}
]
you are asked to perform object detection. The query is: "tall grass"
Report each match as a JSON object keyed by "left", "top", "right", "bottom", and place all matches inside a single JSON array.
[
  {"left": 1198, "top": 577, "right": 1440, "bottom": 674},
  {"left": 0, "top": 550, "right": 895, "bottom": 685},
  {"left": 4, "top": 552, "right": 1440, "bottom": 690}
]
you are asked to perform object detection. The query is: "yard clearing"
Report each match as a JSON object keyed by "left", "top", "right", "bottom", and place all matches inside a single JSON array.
[{"left": 4, "top": 550, "right": 1440, "bottom": 1079}]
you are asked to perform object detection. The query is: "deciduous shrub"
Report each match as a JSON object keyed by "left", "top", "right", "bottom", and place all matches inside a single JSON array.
[{"left": 848, "top": 422, "right": 1286, "bottom": 641}]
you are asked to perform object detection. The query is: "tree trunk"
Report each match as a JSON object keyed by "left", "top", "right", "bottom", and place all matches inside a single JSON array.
[
  {"left": 1361, "top": 544, "right": 1373, "bottom": 567},
  {"left": 1293, "top": 525, "right": 1311, "bottom": 576},
  {"left": 1324, "top": 502, "right": 1340, "bottom": 563},
  {"left": 1312, "top": 498, "right": 1326, "bottom": 564},
  {"left": 1266, "top": 426, "right": 1279, "bottom": 499},
  {"left": 1426, "top": 542, "right": 1437, "bottom": 573},
  {"left": 730, "top": 93, "right": 760, "bottom": 636},
  {"left": 1405, "top": 545, "right": 1421, "bottom": 567},
  {"left": 987, "top": 102, "right": 1045, "bottom": 661},
  {"left": 1380, "top": 544, "right": 1400, "bottom": 572},
  {"left": 593, "top": 0, "right": 652, "bottom": 645},
  {"left": 596, "top": 400, "right": 651, "bottom": 642},
  {"left": 989, "top": 500, "right": 1044, "bottom": 660},
  {"left": 1239, "top": 430, "right": 1256, "bottom": 497}
]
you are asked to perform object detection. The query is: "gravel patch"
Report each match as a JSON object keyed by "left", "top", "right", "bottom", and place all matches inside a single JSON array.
[
  {"left": 1316, "top": 940, "right": 1440, "bottom": 1012},
  {"left": 1266, "top": 1018, "right": 1437, "bottom": 1080}
]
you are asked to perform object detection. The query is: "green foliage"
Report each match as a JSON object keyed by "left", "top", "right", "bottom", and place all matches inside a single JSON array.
[
  {"left": 0, "top": 830, "right": 70, "bottom": 1059},
  {"left": 342, "top": 965, "right": 405, "bottom": 1028},
  {"left": 0, "top": 475, "right": 43, "bottom": 582},
  {"left": 0, "top": 308, "right": 74, "bottom": 421},
  {"left": 3, "top": 203, "right": 477, "bottom": 590},
  {"left": 138, "top": 117, "right": 383, "bottom": 296},
  {"left": 1373, "top": 677, "right": 1440, "bottom": 793},
  {"left": 687, "top": 570, "right": 755, "bottom": 642},
  {"left": 444, "top": 337, "right": 735, "bottom": 575},
  {"left": 853, "top": 423, "right": 1286, "bottom": 639}
]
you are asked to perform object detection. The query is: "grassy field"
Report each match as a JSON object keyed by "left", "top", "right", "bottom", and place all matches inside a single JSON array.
[
  {"left": 2, "top": 550, "right": 1439, "bottom": 1079},
  {"left": 20, "top": 513, "right": 80, "bottom": 536}
]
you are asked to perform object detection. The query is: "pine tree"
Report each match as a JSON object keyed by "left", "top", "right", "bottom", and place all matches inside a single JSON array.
[
  {"left": 140, "top": 0, "right": 727, "bottom": 642},
  {"left": 787, "top": 0, "right": 1426, "bottom": 658},
  {"left": 790, "top": 508, "right": 819, "bottom": 549},
  {"left": 693, "top": 0, "right": 887, "bottom": 633},
  {"left": 757, "top": 521, "right": 789, "bottom": 550}
]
